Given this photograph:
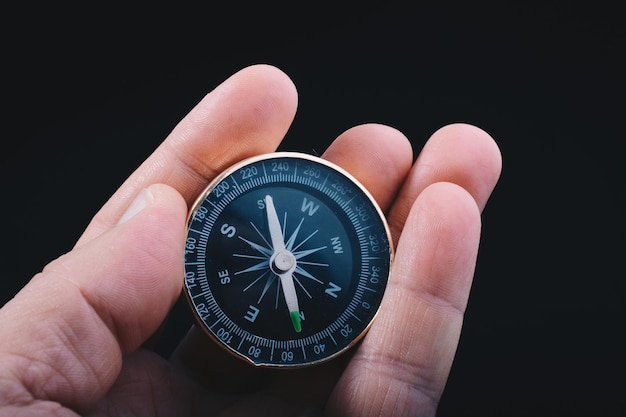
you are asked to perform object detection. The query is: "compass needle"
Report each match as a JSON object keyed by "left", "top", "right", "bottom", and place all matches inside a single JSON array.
[
  {"left": 265, "top": 195, "right": 285, "bottom": 252},
  {"left": 183, "top": 153, "right": 392, "bottom": 367},
  {"left": 265, "top": 195, "right": 302, "bottom": 331},
  {"left": 290, "top": 311, "right": 302, "bottom": 333},
  {"left": 279, "top": 268, "right": 300, "bottom": 332}
]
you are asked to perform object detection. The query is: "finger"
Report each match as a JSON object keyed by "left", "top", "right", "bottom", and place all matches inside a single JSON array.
[
  {"left": 171, "top": 325, "right": 348, "bottom": 416},
  {"left": 387, "top": 123, "right": 502, "bottom": 245},
  {"left": 320, "top": 123, "right": 414, "bottom": 212},
  {"left": 0, "top": 184, "right": 186, "bottom": 413},
  {"left": 76, "top": 64, "right": 298, "bottom": 247},
  {"left": 90, "top": 350, "right": 230, "bottom": 417},
  {"left": 326, "top": 182, "right": 482, "bottom": 417},
  {"left": 170, "top": 325, "right": 271, "bottom": 394}
]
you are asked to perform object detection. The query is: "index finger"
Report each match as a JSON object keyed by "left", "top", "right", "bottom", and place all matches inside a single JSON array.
[{"left": 76, "top": 64, "right": 298, "bottom": 247}]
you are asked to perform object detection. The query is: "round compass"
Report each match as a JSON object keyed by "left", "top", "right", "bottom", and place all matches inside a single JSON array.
[{"left": 182, "top": 152, "right": 393, "bottom": 368}]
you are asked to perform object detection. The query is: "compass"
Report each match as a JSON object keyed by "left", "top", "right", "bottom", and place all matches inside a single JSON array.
[{"left": 182, "top": 152, "right": 393, "bottom": 368}]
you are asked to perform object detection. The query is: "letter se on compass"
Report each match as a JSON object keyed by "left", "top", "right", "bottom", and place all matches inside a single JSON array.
[{"left": 183, "top": 153, "right": 392, "bottom": 368}]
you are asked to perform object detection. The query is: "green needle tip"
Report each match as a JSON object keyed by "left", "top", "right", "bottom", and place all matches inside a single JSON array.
[{"left": 290, "top": 311, "right": 302, "bottom": 333}]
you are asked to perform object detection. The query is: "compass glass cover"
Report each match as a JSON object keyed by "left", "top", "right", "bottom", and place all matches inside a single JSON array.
[{"left": 183, "top": 153, "right": 392, "bottom": 367}]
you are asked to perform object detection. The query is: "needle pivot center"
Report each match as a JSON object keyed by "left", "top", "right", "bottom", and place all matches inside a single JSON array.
[{"left": 271, "top": 251, "right": 296, "bottom": 274}]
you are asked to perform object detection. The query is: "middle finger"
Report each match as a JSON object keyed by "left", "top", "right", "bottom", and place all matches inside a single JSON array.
[{"left": 321, "top": 123, "right": 414, "bottom": 213}]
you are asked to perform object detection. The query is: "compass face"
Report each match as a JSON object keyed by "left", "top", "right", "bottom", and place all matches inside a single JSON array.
[{"left": 183, "top": 152, "right": 392, "bottom": 368}]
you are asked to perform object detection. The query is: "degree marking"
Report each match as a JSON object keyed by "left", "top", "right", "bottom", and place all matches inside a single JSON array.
[
  {"left": 349, "top": 311, "right": 363, "bottom": 322},
  {"left": 344, "top": 192, "right": 357, "bottom": 205},
  {"left": 192, "top": 290, "right": 210, "bottom": 299},
  {"left": 188, "top": 227, "right": 209, "bottom": 237},
  {"left": 321, "top": 173, "right": 329, "bottom": 189},
  {"left": 208, "top": 200, "right": 220, "bottom": 210},
  {"left": 209, "top": 317, "right": 222, "bottom": 330}
]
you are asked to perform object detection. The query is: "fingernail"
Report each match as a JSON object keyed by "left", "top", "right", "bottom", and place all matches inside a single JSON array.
[{"left": 117, "top": 188, "right": 155, "bottom": 225}]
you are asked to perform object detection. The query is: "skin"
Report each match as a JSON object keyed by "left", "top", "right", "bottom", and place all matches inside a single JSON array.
[{"left": 0, "top": 64, "right": 502, "bottom": 417}]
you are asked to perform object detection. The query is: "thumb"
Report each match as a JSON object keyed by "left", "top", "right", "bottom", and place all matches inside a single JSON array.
[{"left": 0, "top": 184, "right": 186, "bottom": 413}]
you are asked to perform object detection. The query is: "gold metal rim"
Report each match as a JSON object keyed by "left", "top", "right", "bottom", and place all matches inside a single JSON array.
[{"left": 183, "top": 151, "right": 394, "bottom": 369}]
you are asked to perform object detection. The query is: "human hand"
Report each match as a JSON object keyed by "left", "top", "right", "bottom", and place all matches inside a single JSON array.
[{"left": 0, "top": 64, "right": 501, "bottom": 416}]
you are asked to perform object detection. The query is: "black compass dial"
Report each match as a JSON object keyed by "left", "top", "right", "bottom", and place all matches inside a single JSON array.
[{"left": 183, "top": 152, "right": 392, "bottom": 368}]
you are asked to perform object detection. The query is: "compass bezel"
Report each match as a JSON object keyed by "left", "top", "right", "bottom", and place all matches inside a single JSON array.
[{"left": 182, "top": 152, "right": 393, "bottom": 368}]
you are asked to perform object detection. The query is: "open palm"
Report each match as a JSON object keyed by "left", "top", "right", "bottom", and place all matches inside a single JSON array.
[{"left": 0, "top": 65, "right": 501, "bottom": 417}]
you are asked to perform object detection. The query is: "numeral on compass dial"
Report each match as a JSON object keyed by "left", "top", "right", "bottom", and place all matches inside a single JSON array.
[{"left": 183, "top": 152, "right": 393, "bottom": 368}]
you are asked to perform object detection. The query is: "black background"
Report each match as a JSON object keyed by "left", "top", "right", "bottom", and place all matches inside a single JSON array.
[{"left": 2, "top": 3, "right": 624, "bottom": 416}]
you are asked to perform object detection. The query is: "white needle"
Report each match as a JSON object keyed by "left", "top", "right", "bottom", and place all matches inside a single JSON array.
[
  {"left": 277, "top": 259, "right": 300, "bottom": 332},
  {"left": 265, "top": 195, "right": 301, "bottom": 332},
  {"left": 265, "top": 195, "right": 285, "bottom": 252}
]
